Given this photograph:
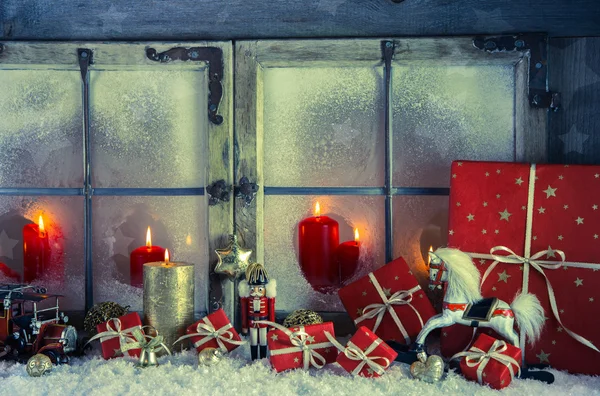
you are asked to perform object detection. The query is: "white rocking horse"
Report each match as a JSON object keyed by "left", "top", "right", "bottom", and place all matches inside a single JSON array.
[{"left": 414, "top": 248, "right": 545, "bottom": 362}]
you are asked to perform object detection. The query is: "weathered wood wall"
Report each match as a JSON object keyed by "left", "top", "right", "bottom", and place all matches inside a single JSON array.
[
  {"left": 1, "top": 0, "right": 600, "bottom": 40},
  {"left": 549, "top": 37, "right": 600, "bottom": 164}
]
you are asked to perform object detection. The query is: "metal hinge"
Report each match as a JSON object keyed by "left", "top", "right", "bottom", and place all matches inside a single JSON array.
[
  {"left": 146, "top": 46, "right": 224, "bottom": 125},
  {"left": 234, "top": 177, "right": 258, "bottom": 207},
  {"left": 207, "top": 177, "right": 259, "bottom": 207},
  {"left": 473, "top": 33, "right": 561, "bottom": 111}
]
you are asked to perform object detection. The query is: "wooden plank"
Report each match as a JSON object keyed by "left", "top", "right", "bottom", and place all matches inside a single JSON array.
[
  {"left": 2, "top": 0, "right": 600, "bottom": 40},
  {"left": 234, "top": 42, "right": 264, "bottom": 266},
  {"left": 514, "top": 56, "right": 548, "bottom": 163},
  {"left": 231, "top": 42, "right": 264, "bottom": 326},
  {"left": 205, "top": 42, "right": 235, "bottom": 317},
  {"left": 548, "top": 37, "right": 600, "bottom": 164},
  {"left": 0, "top": 41, "right": 214, "bottom": 69}
]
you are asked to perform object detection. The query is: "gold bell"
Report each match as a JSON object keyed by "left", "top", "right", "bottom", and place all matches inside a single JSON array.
[{"left": 136, "top": 348, "right": 159, "bottom": 368}]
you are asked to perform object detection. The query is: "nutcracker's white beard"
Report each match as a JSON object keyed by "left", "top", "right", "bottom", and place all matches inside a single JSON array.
[{"left": 250, "top": 291, "right": 264, "bottom": 297}]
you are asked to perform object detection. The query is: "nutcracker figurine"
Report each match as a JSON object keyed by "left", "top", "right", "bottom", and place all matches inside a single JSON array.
[{"left": 239, "top": 263, "right": 276, "bottom": 360}]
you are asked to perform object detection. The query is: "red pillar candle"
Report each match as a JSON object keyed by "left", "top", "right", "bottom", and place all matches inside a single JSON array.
[
  {"left": 338, "top": 228, "right": 360, "bottom": 285},
  {"left": 298, "top": 202, "right": 340, "bottom": 292},
  {"left": 23, "top": 215, "right": 51, "bottom": 283},
  {"left": 130, "top": 227, "right": 166, "bottom": 288}
]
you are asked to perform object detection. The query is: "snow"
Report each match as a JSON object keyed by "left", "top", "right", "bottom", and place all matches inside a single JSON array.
[{"left": 1, "top": 345, "right": 599, "bottom": 396}]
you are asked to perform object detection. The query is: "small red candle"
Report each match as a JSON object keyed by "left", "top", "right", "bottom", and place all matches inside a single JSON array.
[
  {"left": 23, "top": 215, "right": 51, "bottom": 283},
  {"left": 338, "top": 228, "right": 360, "bottom": 285},
  {"left": 130, "top": 227, "right": 166, "bottom": 288},
  {"left": 298, "top": 202, "right": 340, "bottom": 292}
]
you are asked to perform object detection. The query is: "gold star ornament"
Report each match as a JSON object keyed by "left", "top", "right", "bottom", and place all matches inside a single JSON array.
[{"left": 214, "top": 234, "right": 252, "bottom": 280}]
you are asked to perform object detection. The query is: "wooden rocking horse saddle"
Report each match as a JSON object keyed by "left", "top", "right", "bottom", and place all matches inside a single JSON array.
[{"left": 462, "top": 298, "right": 499, "bottom": 321}]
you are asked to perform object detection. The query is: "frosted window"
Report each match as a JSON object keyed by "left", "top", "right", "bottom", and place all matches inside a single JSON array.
[
  {"left": 0, "top": 70, "right": 83, "bottom": 187},
  {"left": 392, "top": 66, "right": 515, "bottom": 187},
  {"left": 0, "top": 196, "right": 84, "bottom": 310},
  {"left": 92, "top": 196, "right": 209, "bottom": 312},
  {"left": 90, "top": 70, "right": 207, "bottom": 188},
  {"left": 392, "top": 196, "right": 449, "bottom": 297},
  {"left": 263, "top": 67, "right": 385, "bottom": 187},
  {"left": 264, "top": 195, "right": 385, "bottom": 311}
]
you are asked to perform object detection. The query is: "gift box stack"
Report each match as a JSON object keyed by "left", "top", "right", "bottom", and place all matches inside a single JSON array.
[{"left": 443, "top": 161, "right": 600, "bottom": 375}]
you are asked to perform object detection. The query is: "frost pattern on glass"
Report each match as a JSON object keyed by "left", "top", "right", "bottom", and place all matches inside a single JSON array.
[
  {"left": 392, "top": 66, "right": 515, "bottom": 187},
  {"left": 264, "top": 195, "right": 385, "bottom": 312},
  {"left": 90, "top": 70, "right": 207, "bottom": 188},
  {"left": 0, "top": 196, "right": 84, "bottom": 310},
  {"left": 392, "top": 196, "right": 449, "bottom": 304},
  {"left": 92, "top": 196, "right": 209, "bottom": 312},
  {"left": 263, "top": 67, "right": 385, "bottom": 187},
  {"left": 0, "top": 70, "right": 83, "bottom": 187}
]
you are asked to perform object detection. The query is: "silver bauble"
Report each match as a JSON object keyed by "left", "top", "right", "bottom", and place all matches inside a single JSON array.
[{"left": 26, "top": 354, "right": 53, "bottom": 377}]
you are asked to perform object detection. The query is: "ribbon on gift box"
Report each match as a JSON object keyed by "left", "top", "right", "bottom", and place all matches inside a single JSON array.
[
  {"left": 451, "top": 339, "right": 521, "bottom": 384},
  {"left": 173, "top": 316, "right": 246, "bottom": 352},
  {"left": 86, "top": 317, "right": 142, "bottom": 351},
  {"left": 256, "top": 321, "right": 333, "bottom": 370},
  {"left": 354, "top": 272, "right": 423, "bottom": 344},
  {"left": 121, "top": 326, "right": 172, "bottom": 356},
  {"left": 464, "top": 164, "right": 600, "bottom": 356},
  {"left": 324, "top": 331, "right": 391, "bottom": 376}
]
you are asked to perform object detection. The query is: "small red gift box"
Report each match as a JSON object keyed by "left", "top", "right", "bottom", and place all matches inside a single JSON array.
[
  {"left": 95, "top": 312, "right": 143, "bottom": 359},
  {"left": 176, "top": 308, "right": 244, "bottom": 353},
  {"left": 442, "top": 161, "right": 600, "bottom": 374},
  {"left": 453, "top": 334, "right": 521, "bottom": 390},
  {"left": 266, "top": 321, "right": 338, "bottom": 372},
  {"left": 327, "top": 326, "right": 397, "bottom": 378},
  {"left": 338, "top": 257, "right": 436, "bottom": 344}
]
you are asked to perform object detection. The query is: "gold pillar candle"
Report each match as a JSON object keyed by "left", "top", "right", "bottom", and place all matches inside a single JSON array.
[{"left": 143, "top": 251, "right": 194, "bottom": 352}]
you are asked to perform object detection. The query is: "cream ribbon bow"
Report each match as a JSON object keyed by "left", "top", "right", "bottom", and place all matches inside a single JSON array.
[
  {"left": 256, "top": 321, "right": 333, "bottom": 370},
  {"left": 121, "top": 326, "right": 172, "bottom": 355},
  {"left": 354, "top": 272, "right": 423, "bottom": 344},
  {"left": 173, "top": 317, "right": 246, "bottom": 352},
  {"left": 85, "top": 317, "right": 142, "bottom": 351},
  {"left": 324, "top": 331, "right": 390, "bottom": 376},
  {"left": 451, "top": 339, "right": 521, "bottom": 384}
]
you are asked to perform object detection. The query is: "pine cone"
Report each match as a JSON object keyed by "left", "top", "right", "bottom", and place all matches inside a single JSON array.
[
  {"left": 283, "top": 309, "right": 323, "bottom": 328},
  {"left": 84, "top": 302, "right": 129, "bottom": 334}
]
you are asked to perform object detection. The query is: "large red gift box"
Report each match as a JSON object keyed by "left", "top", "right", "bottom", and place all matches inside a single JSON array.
[
  {"left": 443, "top": 161, "right": 600, "bottom": 374},
  {"left": 329, "top": 326, "right": 398, "bottom": 378},
  {"left": 95, "top": 312, "right": 143, "bottom": 359},
  {"left": 338, "top": 257, "right": 436, "bottom": 344},
  {"left": 454, "top": 333, "right": 521, "bottom": 390},
  {"left": 177, "top": 308, "right": 244, "bottom": 353},
  {"left": 267, "top": 321, "right": 338, "bottom": 372}
]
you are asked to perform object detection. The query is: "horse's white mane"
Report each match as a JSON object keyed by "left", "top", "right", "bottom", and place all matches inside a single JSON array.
[{"left": 435, "top": 247, "right": 482, "bottom": 304}]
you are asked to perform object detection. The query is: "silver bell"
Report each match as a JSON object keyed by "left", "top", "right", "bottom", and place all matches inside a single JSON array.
[{"left": 136, "top": 349, "right": 159, "bottom": 368}]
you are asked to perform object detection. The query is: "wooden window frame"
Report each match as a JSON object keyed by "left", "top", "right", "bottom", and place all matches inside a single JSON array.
[
  {"left": 0, "top": 41, "right": 233, "bottom": 320},
  {"left": 234, "top": 37, "right": 547, "bottom": 332}
]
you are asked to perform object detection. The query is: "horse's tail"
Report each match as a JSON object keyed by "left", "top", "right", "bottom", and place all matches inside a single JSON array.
[{"left": 510, "top": 292, "right": 545, "bottom": 344}]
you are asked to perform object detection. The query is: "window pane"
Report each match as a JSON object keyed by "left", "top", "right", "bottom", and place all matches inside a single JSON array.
[
  {"left": 263, "top": 67, "right": 385, "bottom": 187},
  {"left": 392, "top": 195, "right": 449, "bottom": 297},
  {"left": 0, "top": 196, "right": 84, "bottom": 310},
  {"left": 0, "top": 70, "right": 83, "bottom": 187},
  {"left": 92, "top": 196, "right": 208, "bottom": 312},
  {"left": 90, "top": 70, "right": 207, "bottom": 188},
  {"left": 392, "top": 65, "right": 515, "bottom": 187},
  {"left": 264, "top": 195, "right": 385, "bottom": 312}
]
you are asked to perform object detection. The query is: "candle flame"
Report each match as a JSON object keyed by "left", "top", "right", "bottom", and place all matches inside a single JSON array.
[
  {"left": 354, "top": 228, "right": 359, "bottom": 242},
  {"left": 38, "top": 215, "right": 45, "bottom": 237},
  {"left": 164, "top": 249, "right": 170, "bottom": 264},
  {"left": 146, "top": 227, "right": 152, "bottom": 248},
  {"left": 186, "top": 234, "right": 192, "bottom": 246},
  {"left": 427, "top": 245, "right": 433, "bottom": 265},
  {"left": 315, "top": 202, "right": 321, "bottom": 217}
]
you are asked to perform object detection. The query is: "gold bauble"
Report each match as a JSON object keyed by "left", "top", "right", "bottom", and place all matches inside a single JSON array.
[
  {"left": 283, "top": 309, "right": 324, "bottom": 328},
  {"left": 26, "top": 354, "right": 53, "bottom": 377},
  {"left": 198, "top": 347, "right": 223, "bottom": 366}
]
